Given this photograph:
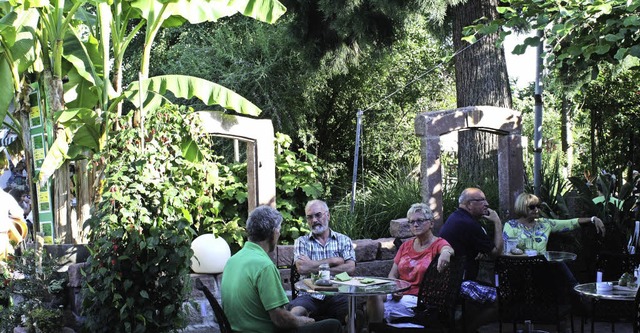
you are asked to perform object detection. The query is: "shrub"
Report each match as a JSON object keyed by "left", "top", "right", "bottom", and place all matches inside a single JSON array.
[
  {"left": 331, "top": 165, "right": 421, "bottom": 239},
  {"left": 82, "top": 105, "right": 198, "bottom": 332},
  {"left": 0, "top": 249, "right": 66, "bottom": 333}
]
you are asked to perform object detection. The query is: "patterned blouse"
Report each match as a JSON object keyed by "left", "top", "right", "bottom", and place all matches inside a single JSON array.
[{"left": 503, "top": 218, "right": 579, "bottom": 253}]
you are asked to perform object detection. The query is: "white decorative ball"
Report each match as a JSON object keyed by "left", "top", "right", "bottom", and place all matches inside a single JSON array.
[{"left": 190, "top": 234, "right": 231, "bottom": 273}]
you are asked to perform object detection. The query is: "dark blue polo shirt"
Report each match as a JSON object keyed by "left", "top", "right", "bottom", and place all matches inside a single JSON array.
[{"left": 439, "top": 208, "right": 494, "bottom": 280}]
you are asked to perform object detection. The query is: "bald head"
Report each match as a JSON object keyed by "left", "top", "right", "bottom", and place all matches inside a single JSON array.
[{"left": 458, "top": 187, "right": 489, "bottom": 218}]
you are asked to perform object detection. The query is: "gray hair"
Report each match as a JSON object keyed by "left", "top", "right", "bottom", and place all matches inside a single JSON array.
[
  {"left": 406, "top": 203, "right": 433, "bottom": 220},
  {"left": 246, "top": 205, "right": 283, "bottom": 242},
  {"left": 305, "top": 199, "right": 329, "bottom": 212}
]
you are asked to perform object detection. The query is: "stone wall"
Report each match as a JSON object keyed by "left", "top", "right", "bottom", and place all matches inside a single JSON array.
[{"left": 65, "top": 237, "right": 401, "bottom": 332}]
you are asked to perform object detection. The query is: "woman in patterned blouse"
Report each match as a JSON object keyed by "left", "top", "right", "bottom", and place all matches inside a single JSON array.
[{"left": 503, "top": 193, "right": 606, "bottom": 253}]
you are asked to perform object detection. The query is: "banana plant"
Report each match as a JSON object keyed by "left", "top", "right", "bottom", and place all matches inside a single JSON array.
[
  {"left": 36, "top": 0, "right": 286, "bottom": 184},
  {"left": 0, "top": 6, "right": 42, "bottom": 133}
]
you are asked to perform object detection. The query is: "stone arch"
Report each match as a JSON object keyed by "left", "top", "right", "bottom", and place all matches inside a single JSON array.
[
  {"left": 196, "top": 111, "right": 276, "bottom": 212},
  {"left": 415, "top": 106, "right": 524, "bottom": 232}
]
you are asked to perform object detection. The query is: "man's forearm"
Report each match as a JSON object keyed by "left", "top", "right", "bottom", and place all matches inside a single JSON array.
[
  {"left": 297, "top": 257, "right": 348, "bottom": 275},
  {"left": 270, "top": 307, "right": 313, "bottom": 329},
  {"left": 330, "top": 261, "right": 355, "bottom": 275},
  {"left": 492, "top": 222, "right": 504, "bottom": 256}
]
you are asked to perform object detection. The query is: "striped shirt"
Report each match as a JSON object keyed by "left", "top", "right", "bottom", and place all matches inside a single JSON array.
[{"left": 293, "top": 230, "right": 356, "bottom": 263}]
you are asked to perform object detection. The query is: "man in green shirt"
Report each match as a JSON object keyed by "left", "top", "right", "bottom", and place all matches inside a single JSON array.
[{"left": 221, "top": 205, "right": 342, "bottom": 333}]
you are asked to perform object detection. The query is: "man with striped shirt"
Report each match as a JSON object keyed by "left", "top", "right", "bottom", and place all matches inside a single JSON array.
[{"left": 289, "top": 200, "right": 356, "bottom": 323}]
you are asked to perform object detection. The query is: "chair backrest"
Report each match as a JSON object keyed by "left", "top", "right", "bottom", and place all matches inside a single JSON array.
[
  {"left": 415, "top": 254, "right": 466, "bottom": 328},
  {"left": 596, "top": 251, "right": 640, "bottom": 281},
  {"left": 290, "top": 263, "right": 300, "bottom": 299},
  {"left": 195, "top": 278, "right": 233, "bottom": 333},
  {"left": 635, "top": 285, "right": 640, "bottom": 333},
  {"left": 496, "top": 255, "right": 560, "bottom": 324}
]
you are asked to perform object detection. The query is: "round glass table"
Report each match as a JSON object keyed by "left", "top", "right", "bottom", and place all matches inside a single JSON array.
[
  {"left": 574, "top": 282, "right": 637, "bottom": 333},
  {"left": 295, "top": 277, "right": 410, "bottom": 333}
]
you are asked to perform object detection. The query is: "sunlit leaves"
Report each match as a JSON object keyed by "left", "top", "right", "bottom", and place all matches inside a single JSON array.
[
  {"left": 464, "top": 0, "right": 640, "bottom": 86},
  {"left": 123, "top": 75, "right": 263, "bottom": 116}
]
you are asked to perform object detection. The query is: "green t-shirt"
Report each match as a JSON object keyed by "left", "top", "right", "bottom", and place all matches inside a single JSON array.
[
  {"left": 221, "top": 241, "right": 289, "bottom": 333},
  {"left": 503, "top": 217, "right": 579, "bottom": 253}
]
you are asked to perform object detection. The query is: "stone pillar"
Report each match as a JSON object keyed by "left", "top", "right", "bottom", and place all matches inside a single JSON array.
[
  {"left": 415, "top": 106, "right": 524, "bottom": 226},
  {"left": 420, "top": 136, "right": 445, "bottom": 232},
  {"left": 498, "top": 133, "right": 524, "bottom": 219},
  {"left": 196, "top": 111, "right": 276, "bottom": 212}
]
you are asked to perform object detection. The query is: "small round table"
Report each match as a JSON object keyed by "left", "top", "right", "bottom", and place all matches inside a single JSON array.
[
  {"left": 295, "top": 277, "right": 410, "bottom": 333},
  {"left": 574, "top": 282, "right": 637, "bottom": 333}
]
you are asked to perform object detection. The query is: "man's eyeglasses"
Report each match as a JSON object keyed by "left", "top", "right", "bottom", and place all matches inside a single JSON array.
[
  {"left": 409, "top": 218, "right": 431, "bottom": 225},
  {"left": 305, "top": 211, "right": 326, "bottom": 221},
  {"left": 467, "top": 198, "right": 487, "bottom": 203},
  {"left": 528, "top": 204, "right": 541, "bottom": 210}
]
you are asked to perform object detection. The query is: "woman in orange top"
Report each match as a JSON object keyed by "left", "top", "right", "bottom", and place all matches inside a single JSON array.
[{"left": 367, "top": 203, "right": 454, "bottom": 323}]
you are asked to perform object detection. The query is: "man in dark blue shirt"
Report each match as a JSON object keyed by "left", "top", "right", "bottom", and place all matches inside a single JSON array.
[
  {"left": 439, "top": 187, "right": 503, "bottom": 332},
  {"left": 439, "top": 187, "right": 503, "bottom": 281}
]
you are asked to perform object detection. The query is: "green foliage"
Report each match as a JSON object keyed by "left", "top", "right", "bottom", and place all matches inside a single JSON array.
[
  {"left": 527, "top": 155, "right": 572, "bottom": 220},
  {"left": 141, "top": 12, "right": 456, "bottom": 200},
  {"left": 331, "top": 165, "right": 421, "bottom": 240},
  {"left": 82, "top": 105, "right": 201, "bottom": 332},
  {"left": 568, "top": 172, "right": 640, "bottom": 253},
  {"left": 26, "top": 307, "right": 64, "bottom": 333},
  {"left": 0, "top": 249, "right": 67, "bottom": 333},
  {"left": 465, "top": 0, "right": 640, "bottom": 86},
  {"left": 274, "top": 133, "right": 324, "bottom": 243},
  {"left": 575, "top": 68, "right": 640, "bottom": 174}
]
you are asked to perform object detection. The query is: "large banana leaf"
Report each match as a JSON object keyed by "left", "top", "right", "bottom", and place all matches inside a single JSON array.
[
  {"left": 228, "top": 0, "right": 286, "bottom": 23},
  {"left": 130, "top": 0, "right": 285, "bottom": 27},
  {"left": 0, "top": 60, "right": 13, "bottom": 124},
  {"left": 37, "top": 108, "right": 101, "bottom": 184},
  {"left": 38, "top": 129, "right": 70, "bottom": 186},
  {"left": 123, "top": 75, "right": 263, "bottom": 116}
]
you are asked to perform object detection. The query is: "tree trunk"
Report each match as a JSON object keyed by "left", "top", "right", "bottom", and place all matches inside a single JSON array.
[
  {"left": 451, "top": 0, "right": 512, "bottom": 192},
  {"left": 561, "top": 95, "right": 574, "bottom": 175},
  {"left": 76, "top": 160, "right": 91, "bottom": 243}
]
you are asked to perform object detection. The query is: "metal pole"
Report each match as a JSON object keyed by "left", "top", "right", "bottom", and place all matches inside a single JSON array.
[
  {"left": 533, "top": 29, "right": 544, "bottom": 196},
  {"left": 350, "top": 110, "right": 363, "bottom": 213}
]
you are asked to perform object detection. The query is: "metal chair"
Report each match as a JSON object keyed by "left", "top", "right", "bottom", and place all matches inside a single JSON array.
[
  {"left": 290, "top": 262, "right": 300, "bottom": 299},
  {"left": 195, "top": 278, "right": 232, "bottom": 333},
  {"left": 369, "top": 254, "right": 466, "bottom": 333},
  {"left": 634, "top": 284, "right": 640, "bottom": 333},
  {"left": 496, "top": 255, "right": 573, "bottom": 333}
]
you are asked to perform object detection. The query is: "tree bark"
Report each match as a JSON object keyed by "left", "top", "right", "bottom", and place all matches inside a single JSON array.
[
  {"left": 451, "top": 0, "right": 512, "bottom": 190},
  {"left": 76, "top": 159, "right": 91, "bottom": 243}
]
